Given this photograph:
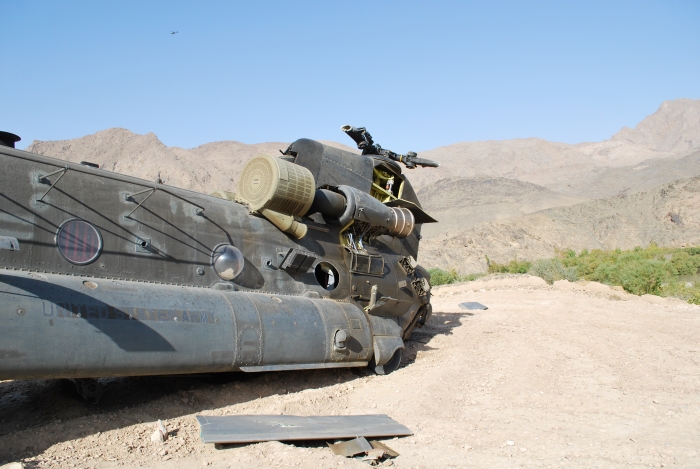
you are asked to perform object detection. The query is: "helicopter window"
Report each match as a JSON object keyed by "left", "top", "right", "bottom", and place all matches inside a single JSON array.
[
  {"left": 55, "top": 219, "right": 103, "bottom": 265},
  {"left": 211, "top": 244, "right": 245, "bottom": 281},
  {"left": 314, "top": 262, "right": 339, "bottom": 291}
]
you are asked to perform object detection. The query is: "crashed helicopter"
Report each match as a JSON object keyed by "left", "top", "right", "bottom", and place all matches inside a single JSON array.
[{"left": 0, "top": 126, "right": 438, "bottom": 399}]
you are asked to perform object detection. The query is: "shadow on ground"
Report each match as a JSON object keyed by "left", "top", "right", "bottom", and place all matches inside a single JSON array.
[
  {"left": 402, "top": 310, "right": 473, "bottom": 366},
  {"left": 0, "top": 311, "right": 468, "bottom": 463},
  {"left": 0, "top": 369, "right": 357, "bottom": 462}
]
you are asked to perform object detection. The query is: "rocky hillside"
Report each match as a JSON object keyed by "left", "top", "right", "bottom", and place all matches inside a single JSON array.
[
  {"left": 25, "top": 129, "right": 359, "bottom": 195},
  {"left": 610, "top": 98, "right": 700, "bottom": 153},
  {"left": 417, "top": 177, "right": 585, "bottom": 237},
  {"left": 25, "top": 99, "right": 700, "bottom": 197},
  {"left": 410, "top": 99, "right": 700, "bottom": 192},
  {"left": 417, "top": 151, "right": 700, "bottom": 239},
  {"left": 552, "top": 149, "right": 700, "bottom": 199},
  {"left": 420, "top": 176, "right": 700, "bottom": 272}
]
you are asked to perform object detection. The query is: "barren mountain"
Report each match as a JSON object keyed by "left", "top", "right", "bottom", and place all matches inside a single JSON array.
[
  {"left": 410, "top": 99, "right": 700, "bottom": 192},
  {"left": 25, "top": 129, "right": 359, "bottom": 195},
  {"left": 417, "top": 177, "right": 585, "bottom": 237},
  {"left": 416, "top": 150, "right": 700, "bottom": 241},
  {"left": 610, "top": 98, "right": 700, "bottom": 152},
  {"left": 25, "top": 99, "right": 700, "bottom": 198},
  {"left": 420, "top": 176, "right": 700, "bottom": 272},
  {"left": 549, "top": 149, "right": 700, "bottom": 198}
]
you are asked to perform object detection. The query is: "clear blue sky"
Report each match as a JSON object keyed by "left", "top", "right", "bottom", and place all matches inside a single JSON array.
[{"left": 2, "top": 1, "right": 699, "bottom": 152}]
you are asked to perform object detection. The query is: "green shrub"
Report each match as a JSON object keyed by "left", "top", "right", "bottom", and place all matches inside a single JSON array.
[
  {"left": 427, "top": 268, "right": 483, "bottom": 286},
  {"left": 529, "top": 259, "right": 578, "bottom": 284},
  {"left": 431, "top": 244, "right": 700, "bottom": 303},
  {"left": 661, "top": 281, "right": 700, "bottom": 305},
  {"left": 552, "top": 244, "right": 700, "bottom": 298},
  {"left": 618, "top": 260, "right": 669, "bottom": 295},
  {"left": 589, "top": 257, "right": 670, "bottom": 295},
  {"left": 670, "top": 251, "right": 700, "bottom": 276},
  {"left": 488, "top": 259, "right": 532, "bottom": 274},
  {"left": 427, "top": 268, "right": 457, "bottom": 286},
  {"left": 563, "top": 249, "right": 577, "bottom": 258}
]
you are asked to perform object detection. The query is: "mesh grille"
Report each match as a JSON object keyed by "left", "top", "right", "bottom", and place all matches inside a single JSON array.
[
  {"left": 267, "top": 163, "right": 315, "bottom": 216},
  {"left": 239, "top": 158, "right": 274, "bottom": 209},
  {"left": 238, "top": 155, "right": 315, "bottom": 216}
]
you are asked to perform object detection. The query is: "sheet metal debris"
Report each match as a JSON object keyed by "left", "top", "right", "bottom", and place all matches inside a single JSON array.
[
  {"left": 363, "top": 448, "right": 387, "bottom": 463},
  {"left": 329, "top": 438, "right": 400, "bottom": 464},
  {"left": 327, "top": 437, "right": 373, "bottom": 457},
  {"left": 196, "top": 414, "right": 412, "bottom": 444},
  {"left": 459, "top": 301, "right": 488, "bottom": 310},
  {"left": 369, "top": 440, "right": 399, "bottom": 458}
]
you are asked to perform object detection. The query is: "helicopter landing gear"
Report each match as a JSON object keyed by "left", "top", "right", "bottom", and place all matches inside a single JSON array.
[
  {"left": 70, "top": 378, "right": 104, "bottom": 404},
  {"left": 369, "top": 348, "right": 403, "bottom": 375}
]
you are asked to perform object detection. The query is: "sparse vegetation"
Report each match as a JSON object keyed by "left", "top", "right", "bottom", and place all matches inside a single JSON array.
[
  {"left": 484, "top": 244, "right": 700, "bottom": 303},
  {"left": 529, "top": 258, "right": 579, "bottom": 284},
  {"left": 487, "top": 258, "right": 531, "bottom": 274},
  {"left": 427, "top": 268, "right": 483, "bottom": 286}
]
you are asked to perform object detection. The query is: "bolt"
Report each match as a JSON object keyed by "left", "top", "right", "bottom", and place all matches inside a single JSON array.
[
  {"left": 17, "top": 308, "right": 25, "bottom": 316},
  {"left": 195, "top": 267, "right": 205, "bottom": 276}
]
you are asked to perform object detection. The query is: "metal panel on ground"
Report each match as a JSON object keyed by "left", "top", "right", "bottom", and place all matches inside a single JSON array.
[
  {"left": 196, "top": 414, "right": 413, "bottom": 444},
  {"left": 459, "top": 302, "right": 488, "bottom": 310}
]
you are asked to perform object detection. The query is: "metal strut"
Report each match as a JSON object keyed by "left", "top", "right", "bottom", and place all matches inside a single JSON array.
[
  {"left": 123, "top": 187, "right": 206, "bottom": 219},
  {"left": 124, "top": 188, "right": 157, "bottom": 219},
  {"left": 36, "top": 166, "right": 69, "bottom": 202}
]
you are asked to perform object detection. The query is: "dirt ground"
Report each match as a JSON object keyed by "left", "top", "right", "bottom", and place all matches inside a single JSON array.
[{"left": 1, "top": 275, "right": 699, "bottom": 469}]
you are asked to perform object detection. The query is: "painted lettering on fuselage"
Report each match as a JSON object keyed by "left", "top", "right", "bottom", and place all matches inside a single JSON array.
[{"left": 43, "top": 302, "right": 215, "bottom": 324}]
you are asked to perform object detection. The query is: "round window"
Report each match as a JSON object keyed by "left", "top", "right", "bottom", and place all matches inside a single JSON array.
[
  {"left": 315, "top": 262, "right": 339, "bottom": 291},
  {"left": 211, "top": 244, "right": 245, "bottom": 281},
  {"left": 56, "top": 219, "right": 103, "bottom": 265}
]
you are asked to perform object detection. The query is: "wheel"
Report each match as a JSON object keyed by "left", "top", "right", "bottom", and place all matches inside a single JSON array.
[{"left": 369, "top": 348, "right": 403, "bottom": 375}]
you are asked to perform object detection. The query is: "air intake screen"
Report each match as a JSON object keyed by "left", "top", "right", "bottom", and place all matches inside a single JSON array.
[{"left": 237, "top": 154, "right": 315, "bottom": 217}]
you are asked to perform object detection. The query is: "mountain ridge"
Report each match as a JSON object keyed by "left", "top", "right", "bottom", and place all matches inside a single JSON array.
[
  {"left": 25, "top": 99, "right": 700, "bottom": 196},
  {"left": 420, "top": 175, "right": 700, "bottom": 272},
  {"left": 21, "top": 99, "right": 700, "bottom": 272}
]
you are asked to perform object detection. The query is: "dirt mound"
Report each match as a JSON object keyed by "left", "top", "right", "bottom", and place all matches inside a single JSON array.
[{"left": 2, "top": 276, "right": 698, "bottom": 468}]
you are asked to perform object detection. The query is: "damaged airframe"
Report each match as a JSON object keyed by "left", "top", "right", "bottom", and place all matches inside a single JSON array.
[{"left": 0, "top": 126, "right": 438, "bottom": 398}]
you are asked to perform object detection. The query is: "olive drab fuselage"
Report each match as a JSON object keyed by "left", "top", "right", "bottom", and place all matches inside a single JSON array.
[{"left": 0, "top": 133, "right": 436, "bottom": 379}]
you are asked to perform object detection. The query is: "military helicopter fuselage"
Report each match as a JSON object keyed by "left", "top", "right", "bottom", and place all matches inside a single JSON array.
[{"left": 0, "top": 129, "right": 437, "bottom": 383}]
